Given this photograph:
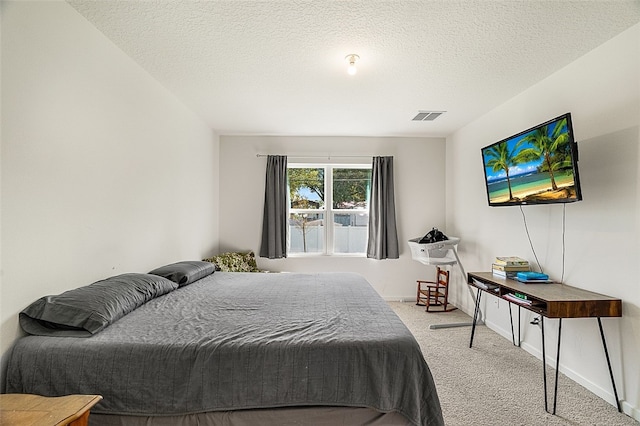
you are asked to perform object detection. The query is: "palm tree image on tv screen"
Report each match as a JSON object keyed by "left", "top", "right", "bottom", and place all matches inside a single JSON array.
[{"left": 482, "top": 114, "right": 582, "bottom": 206}]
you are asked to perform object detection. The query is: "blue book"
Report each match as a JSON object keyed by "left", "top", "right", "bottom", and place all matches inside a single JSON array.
[{"left": 516, "top": 271, "right": 549, "bottom": 281}]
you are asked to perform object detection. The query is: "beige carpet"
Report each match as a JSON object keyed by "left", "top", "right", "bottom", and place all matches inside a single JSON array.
[{"left": 387, "top": 301, "right": 638, "bottom": 426}]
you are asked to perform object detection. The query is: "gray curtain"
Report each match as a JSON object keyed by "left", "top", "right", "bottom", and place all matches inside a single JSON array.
[
  {"left": 367, "top": 156, "right": 399, "bottom": 259},
  {"left": 260, "top": 155, "right": 288, "bottom": 259}
]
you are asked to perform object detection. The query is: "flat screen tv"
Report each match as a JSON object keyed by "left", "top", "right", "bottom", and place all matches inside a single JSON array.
[{"left": 481, "top": 113, "right": 582, "bottom": 207}]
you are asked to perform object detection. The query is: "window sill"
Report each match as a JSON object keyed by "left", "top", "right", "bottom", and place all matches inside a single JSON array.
[{"left": 288, "top": 253, "right": 367, "bottom": 258}]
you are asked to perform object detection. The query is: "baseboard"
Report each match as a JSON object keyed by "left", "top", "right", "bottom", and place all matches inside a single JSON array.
[
  {"left": 482, "top": 318, "right": 513, "bottom": 340},
  {"left": 383, "top": 296, "right": 414, "bottom": 302},
  {"left": 622, "top": 401, "right": 640, "bottom": 422}
]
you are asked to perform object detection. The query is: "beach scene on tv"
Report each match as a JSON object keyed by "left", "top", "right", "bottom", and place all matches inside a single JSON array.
[{"left": 482, "top": 116, "right": 579, "bottom": 205}]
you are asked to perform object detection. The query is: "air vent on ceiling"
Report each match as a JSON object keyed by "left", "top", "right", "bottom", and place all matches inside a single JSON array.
[{"left": 412, "top": 111, "right": 445, "bottom": 121}]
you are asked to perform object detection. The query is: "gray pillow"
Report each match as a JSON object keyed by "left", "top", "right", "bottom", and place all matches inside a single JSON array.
[
  {"left": 19, "top": 273, "right": 178, "bottom": 337},
  {"left": 148, "top": 260, "right": 215, "bottom": 287}
]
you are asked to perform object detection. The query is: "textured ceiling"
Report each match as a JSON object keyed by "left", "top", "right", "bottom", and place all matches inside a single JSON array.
[{"left": 67, "top": 1, "right": 640, "bottom": 137}]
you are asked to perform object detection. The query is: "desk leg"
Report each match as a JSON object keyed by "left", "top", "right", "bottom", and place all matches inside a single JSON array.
[
  {"left": 552, "top": 318, "right": 562, "bottom": 415},
  {"left": 469, "top": 289, "right": 482, "bottom": 348},
  {"left": 541, "top": 316, "right": 548, "bottom": 412},
  {"left": 508, "top": 304, "right": 522, "bottom": 346},
  {"left": 509, "top": 303, "right": 516, "bottom": 346},
  {"left": 518, "top": 305, "right": 521, "bottom": 347},
  {"left": 597, "top": 317, "right": 622, "bottom": 413}
]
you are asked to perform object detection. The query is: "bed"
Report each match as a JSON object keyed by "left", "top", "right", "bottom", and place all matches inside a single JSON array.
[{"left": 6, "top": 265, "right": 444, "bottom": 426}]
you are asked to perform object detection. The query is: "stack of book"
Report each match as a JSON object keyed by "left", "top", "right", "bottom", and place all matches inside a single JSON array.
[{"left": 492, "top": 256, "right": 530, "bottom": 279}]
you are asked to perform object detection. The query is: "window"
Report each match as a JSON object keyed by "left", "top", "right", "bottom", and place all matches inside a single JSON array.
[{"left": 288, "top": 164, "right": 371, "bottom": 256}]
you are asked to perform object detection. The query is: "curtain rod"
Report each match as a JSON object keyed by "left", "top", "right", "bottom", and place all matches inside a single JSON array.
[{"left": 256, "top": 154, "right": 378, "bottom": 159}]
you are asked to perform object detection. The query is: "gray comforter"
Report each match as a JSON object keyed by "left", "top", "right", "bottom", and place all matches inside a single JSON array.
[{"left": 6, "top": 272, "right": 443, "bottom": 426}]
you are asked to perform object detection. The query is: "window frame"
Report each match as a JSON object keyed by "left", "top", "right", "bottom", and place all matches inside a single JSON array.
[{"left": 288, "top": 162, "right": 371, "bottom": 257}]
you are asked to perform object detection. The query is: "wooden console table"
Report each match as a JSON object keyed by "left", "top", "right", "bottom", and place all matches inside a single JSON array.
[
  {"left": 467, "top": 272, "right": 622, "bottom": 414},
  {"left": 0, "top": 394, "right": 102, "bottom": 426}
]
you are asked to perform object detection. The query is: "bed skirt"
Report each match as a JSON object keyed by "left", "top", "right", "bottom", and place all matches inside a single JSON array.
[{"left": 89, "top": 406, "right": 412, "bottom": 425}]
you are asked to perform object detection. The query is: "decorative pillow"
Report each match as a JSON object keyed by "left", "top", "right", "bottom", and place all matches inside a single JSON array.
[
  {"left": 19, "top": 273, "right": 178, "bottom": 337},
  {"left": 148, "top": 260, "right": 215, "bottom": 287},
  {"left": 203, "top": 251, "right": 259, "bottom": 272}
]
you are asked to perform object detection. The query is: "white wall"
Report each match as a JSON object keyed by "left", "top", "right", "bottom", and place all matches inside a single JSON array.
[
  {"left": 0, "top": 0, "right": 219, "bottom": 382},
  {"left": 218, "top": 136, "right": 447, "bottom": 299},
  {"left": 446, "top": 24, "right": 640, "bottom": 419}
]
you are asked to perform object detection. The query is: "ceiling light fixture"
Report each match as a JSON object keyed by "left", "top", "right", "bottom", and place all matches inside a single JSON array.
[{"left": 345, "top": 54, "right": 359, "bottom": 75}]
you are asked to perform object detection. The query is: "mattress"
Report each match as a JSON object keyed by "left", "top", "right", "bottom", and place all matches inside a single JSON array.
[{"left": 6, "top": 272, "right": 443, "bottom": 426}]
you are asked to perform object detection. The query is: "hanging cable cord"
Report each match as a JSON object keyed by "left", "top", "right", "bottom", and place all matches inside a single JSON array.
[
  {"left": 519, "top": 205, "right": 544, "bottom": 274},
  {"left": 560, "top": 203, "right": 566, "bottom": 284},
  {"left": 519, "top": 204, "right": 568, "bottom": 284}
]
